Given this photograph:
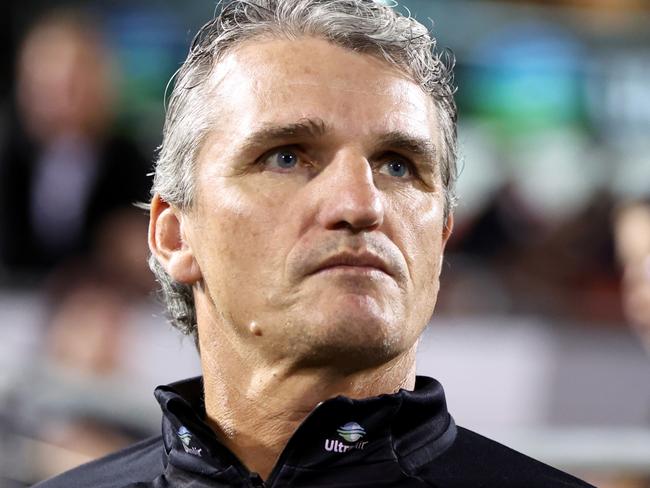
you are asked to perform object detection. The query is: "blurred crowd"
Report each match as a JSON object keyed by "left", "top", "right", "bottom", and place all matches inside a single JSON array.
[
  {"left": 0, "top": 1, "right": 648, "bottom": 487},
  {"left": 441, "top": 183, "right": 650, "bottom": 337},
  {"left": 0, "top": 10, "right": 159, "bottom": 486}
]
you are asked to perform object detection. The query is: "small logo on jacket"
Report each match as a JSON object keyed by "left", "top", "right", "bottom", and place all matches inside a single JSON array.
[
  {"left": 324, "top": 422, "right": 368, "bottom": 453},
  {"left": 177, "top": 426, "right": 203, "bottom": 457},
  {"left": 337, "top": 422, "right": 366, "bottom": 442}
]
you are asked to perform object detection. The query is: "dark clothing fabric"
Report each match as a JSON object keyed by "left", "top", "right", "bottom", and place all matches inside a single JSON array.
[
  {"left": 35, "top": 376, "right": 594, "bottom": 487},
  {"left": 0, "top": 130, "right": 151, "bottom": 277}
]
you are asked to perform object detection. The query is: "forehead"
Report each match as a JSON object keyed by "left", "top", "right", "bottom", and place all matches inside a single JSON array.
[{"left": 204, "top": 37, "right": 439, "bottom": 144}]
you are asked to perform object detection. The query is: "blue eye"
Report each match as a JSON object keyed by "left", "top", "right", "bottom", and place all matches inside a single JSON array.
[
  {"left": 381, "top": 159, "right": 411, "bottom": 178},
  {"left": 266, "top": 150, "right": 298, "bottom": 169}
]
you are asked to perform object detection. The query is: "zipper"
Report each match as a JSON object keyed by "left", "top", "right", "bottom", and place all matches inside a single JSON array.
[
  {"left": 249, "top": 472, "right": 266, "bottom": 487},
  {"left": 189, "top": 399, "right": 329, "bottom": 487},
  {"left": 264, "top": 400, "right": 329, "bottom": 486}
]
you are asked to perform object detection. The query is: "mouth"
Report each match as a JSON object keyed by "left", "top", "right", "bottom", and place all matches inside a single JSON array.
[{"left": 310, "top": 251, "right": 393, "bottom": 277}]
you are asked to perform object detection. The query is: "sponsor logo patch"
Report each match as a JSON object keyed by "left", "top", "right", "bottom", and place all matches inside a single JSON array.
[
  {"left": 177, "top": 426, "right": 203, "bottom": 457},
  {"left": 324, "top": 422, "right": 368, "bottom": 453}
]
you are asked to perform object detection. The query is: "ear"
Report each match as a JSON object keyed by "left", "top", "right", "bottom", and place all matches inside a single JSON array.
[
  {"left": 148, "top": 194, "right": 202, "bottom": 284},
  {"left": 439, "top": 213, "right": 454, "bottom": 269},
  {"left": 441, "top": 213, "right": 454, "bottom": 251}
]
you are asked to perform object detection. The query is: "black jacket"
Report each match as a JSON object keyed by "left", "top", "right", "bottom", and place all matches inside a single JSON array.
[
  {"left": 0, "top": 131, "right": 151, "bottom": 276},
  {"left": 35, "top": 376, "right": 594, "bottom": 487}
]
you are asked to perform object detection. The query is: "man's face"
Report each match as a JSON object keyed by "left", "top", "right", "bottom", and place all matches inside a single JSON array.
[{"left": 183, "top": 37, "right": 451, "bottom": 368}]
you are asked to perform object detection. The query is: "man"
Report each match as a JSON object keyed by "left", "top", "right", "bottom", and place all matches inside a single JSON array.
[
  {"left": 37, "top": 0, "right": 593, "bottom": 486},
  {"left": 0, "top": 11, "right": 151, "bottom": 276}
]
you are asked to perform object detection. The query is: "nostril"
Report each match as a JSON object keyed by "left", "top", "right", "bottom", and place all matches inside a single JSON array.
[
  {"left": 330, "top": 218, "right": 377, "bottom": 232},
  {"left": 323, "top": 191, "right": 384, "bottom": 232}
]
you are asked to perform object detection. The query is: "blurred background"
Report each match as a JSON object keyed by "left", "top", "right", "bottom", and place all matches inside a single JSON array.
[{"left": 0, "top": 0, "right": 649, "bottom": 486}]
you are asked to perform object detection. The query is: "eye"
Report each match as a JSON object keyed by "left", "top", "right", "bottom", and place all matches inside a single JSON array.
[
  {"left": 379, "top": 158, "right": 412, "bottom": 178},
  {"left": 263, "top": 148, "right": 300, "bottom": 170}
]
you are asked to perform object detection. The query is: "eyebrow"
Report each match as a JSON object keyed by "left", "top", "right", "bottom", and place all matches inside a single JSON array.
[
  {"left": 237, "top": 118, "right": 438, "bottom": 170},
  {"left": 375, "top": 131, "right": 438, "bottom": 170},
  {"left": 238, "top": 118, "right": 329, "bottom": 153}
]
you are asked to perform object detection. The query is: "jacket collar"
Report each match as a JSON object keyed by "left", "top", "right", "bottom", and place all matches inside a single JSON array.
[{"left": 154, "top": 375, "right": 456, "bottom": 482}]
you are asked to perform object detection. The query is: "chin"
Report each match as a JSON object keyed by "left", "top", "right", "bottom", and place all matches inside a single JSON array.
[{"left": 293, "top": 297, "right": 413, "bottom": 370}]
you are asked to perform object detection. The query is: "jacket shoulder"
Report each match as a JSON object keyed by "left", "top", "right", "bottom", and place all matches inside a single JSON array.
[
  {"left": 416, "top": 426, "right": 594, "bottom": 487},
  {"left": 33, "top": 435, "right": 165, "bottom": 488}
]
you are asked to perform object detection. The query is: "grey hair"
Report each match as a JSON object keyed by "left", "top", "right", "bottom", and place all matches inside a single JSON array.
[{"left": 149, "top": 0, "right": 458, "bottom": 340}]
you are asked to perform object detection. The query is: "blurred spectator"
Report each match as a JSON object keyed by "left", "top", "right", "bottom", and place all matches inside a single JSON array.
[
  {"left": 439, "top": 183, "right": 623, "bottom": 324},
  {"left": 0, "top": 11, "right": 156, "bottom": 483},
  {"left": 438, "top": 181, "right": 546, "bottom": 315},
  {"left": 0, "top": 10, "right": 151, "bottom": 282},
  {"left": 520, "top": 188, "right": 623, "bottom": 323},
  {"left": 615, "top": 200, "right": 650, "bottom": 350}
]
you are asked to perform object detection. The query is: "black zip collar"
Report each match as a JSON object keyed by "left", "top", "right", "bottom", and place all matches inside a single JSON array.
[{"left": 154, "top": 375, "right": 457, "bottom": 486}]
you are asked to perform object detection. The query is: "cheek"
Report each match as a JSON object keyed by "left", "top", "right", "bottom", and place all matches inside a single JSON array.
[
  {"left": 392, "top": 194, "right": 445, "bottom": 287},
  {"left": 193, "top": 182, "right": 291, "bottom": 284}
]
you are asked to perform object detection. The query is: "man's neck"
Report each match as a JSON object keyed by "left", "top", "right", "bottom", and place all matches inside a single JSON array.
[{"left": 199, "top": 333, "right": 418, "bottom": 480}]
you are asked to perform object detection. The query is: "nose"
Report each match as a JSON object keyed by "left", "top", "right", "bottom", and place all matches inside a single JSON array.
[{"left": 315, "top": 153, "right": 384, "bottom": 232}]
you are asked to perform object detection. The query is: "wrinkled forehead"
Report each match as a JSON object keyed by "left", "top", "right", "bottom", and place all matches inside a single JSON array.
[{"left": 200, "top": 36, "right": 439, "bottom": 143}]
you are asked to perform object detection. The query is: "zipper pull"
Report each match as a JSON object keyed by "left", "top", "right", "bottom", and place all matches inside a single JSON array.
[{"left": 249, "top": 472, "right": 266, "bottom": 487}]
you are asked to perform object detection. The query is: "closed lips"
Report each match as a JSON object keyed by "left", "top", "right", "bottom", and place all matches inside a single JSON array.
[{"left": 312, "top": 252, "right": 392, "bottom": 276}]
